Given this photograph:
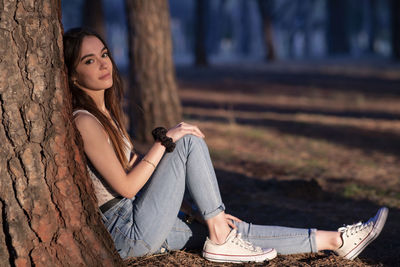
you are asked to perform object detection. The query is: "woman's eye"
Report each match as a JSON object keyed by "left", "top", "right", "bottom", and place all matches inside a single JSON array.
[
  {"left": 85, "top": 59, "right": 94, "bottom": 65},
  {"left": 102, "top": 52, "right": 109, "bottom": 58}
]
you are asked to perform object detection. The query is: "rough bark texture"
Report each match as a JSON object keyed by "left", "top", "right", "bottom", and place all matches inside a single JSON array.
[
  {"left": 125, "top": 0, "right": 182, "bottom": 142},
  {"left": 82, "top": 0, "right": 106, "bottom": 40},
  {"left": 0, "top": 0, "right": 123, "bottom": 266}
]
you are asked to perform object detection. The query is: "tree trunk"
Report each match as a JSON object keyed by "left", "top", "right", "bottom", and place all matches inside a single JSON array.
[
  {"left": 0, "top": 1, "right": 123, "bottom": 266},
  {"left": 257, "top": 0, "right": 276, "bottom": 61},
  {"left": 82, "top": 0, "right": 107, "bottom": 39},
  {"left": 326, "top": 0, "right": 350, "bottom": 55},
  {"left": 194, "top": 0, "right": 209, "bottom": 66},
  {"left": 125, "top": 0, "right": 182, "bottom": 142},
  {"left": 303, "top": 0, "right": 314, "bottom": 57},
  {"left": 239, "top": 0, "right": 251, "bottom": 56},
  {"left": 391, "top": 0, "right": 400, "bottom": 60},
  {"left": 364, "top": 0, "right": 378, "bottom": 53}
]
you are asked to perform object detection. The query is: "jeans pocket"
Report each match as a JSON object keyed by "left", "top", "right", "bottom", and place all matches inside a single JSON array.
[{"left": 114, "top": 199, "right": 133, "bottom": 222}]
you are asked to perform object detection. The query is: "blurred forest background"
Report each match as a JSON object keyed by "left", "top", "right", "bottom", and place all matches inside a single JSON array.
[
  {"left": 61, "top": 0, "right": 400, "bottom": 266},
  {"left": 63, "top": 0, "right": 400, "bottom": 68}
]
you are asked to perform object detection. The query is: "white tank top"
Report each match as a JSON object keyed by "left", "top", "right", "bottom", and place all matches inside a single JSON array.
[{"left": 73, "top": 109, "right": 132, "bottom": 206}]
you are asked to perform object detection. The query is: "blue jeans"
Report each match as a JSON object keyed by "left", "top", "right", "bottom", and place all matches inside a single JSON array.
[{"left": 101, "top": 135, "right": 317, "bottom": 258}]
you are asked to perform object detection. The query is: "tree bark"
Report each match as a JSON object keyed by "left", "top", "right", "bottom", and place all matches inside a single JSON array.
[
  {"left": 125, "top": 0, "right": 182, "bottom": 142},
  {"left": 0, "top": 1, "right": 123, "bottom": 266},
  {"left": 82, "top": 0, "right": 106, "bottom": 39}
]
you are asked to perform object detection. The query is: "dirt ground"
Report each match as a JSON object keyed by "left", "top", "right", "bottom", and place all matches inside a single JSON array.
[{"left": 126, "top": 61, "right": 400, "bottom": 266}]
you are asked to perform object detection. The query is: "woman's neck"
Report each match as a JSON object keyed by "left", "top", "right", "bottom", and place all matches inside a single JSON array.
[{"left": 82, "top": 88, "right": 107, "bottom": 113}]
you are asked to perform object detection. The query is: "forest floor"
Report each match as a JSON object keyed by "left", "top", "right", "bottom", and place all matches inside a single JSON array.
[{"left": 126, "top": 60, "right": 400, "bottom": 267}]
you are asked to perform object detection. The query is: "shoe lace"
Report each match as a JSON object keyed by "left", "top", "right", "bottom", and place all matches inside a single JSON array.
[
  {"left": 231, "top": 232, "right": 262, "bottom": 252},
  {"left": 338, "top": 220, "right": 373, "bottom": 237}
]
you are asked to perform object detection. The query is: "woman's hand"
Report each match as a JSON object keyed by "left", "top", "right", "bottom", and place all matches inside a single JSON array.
[
  {"left": 166, "top": 122, "right": 205, "bottom": 142},
  {"left": 225, "top": 213, "right": 242, "bottom": 229}
]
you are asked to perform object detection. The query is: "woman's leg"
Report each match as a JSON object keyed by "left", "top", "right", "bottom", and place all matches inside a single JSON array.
[
  {"left": 233, "top": 221, "right": 319, "bottom": 255},
  {"left": 103, "top": 135, "right": 227, "bottom": 258},
  {"left": 160, "top": 219, "right": 340, "bottom": 255},
  {"left": 180, "top": 135, "right": 231, "bottom": 244},
  {"left": 233, "top": 206, "right": 387, "bottom": 258},
  {"left": 160, "top": 217, "right": 209, "bottom": 253},
  {"left": 315, "top": 230, "right": 342, "bottom": 251}
]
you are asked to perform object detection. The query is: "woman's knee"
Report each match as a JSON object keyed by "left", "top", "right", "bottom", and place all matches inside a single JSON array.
[
  {"left": 180, "top": 134, "right": 201, "bottom": 142},
  {"left": 176, "top": 134, "right": 205, "bottom": 148},
  {"left": 172, "top": 135, "right": 208, "bottom": 160}
]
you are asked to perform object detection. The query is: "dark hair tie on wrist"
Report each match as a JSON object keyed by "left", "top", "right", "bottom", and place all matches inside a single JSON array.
[{"left": 152, "top": 127, "right": 176, "bottom": 153}]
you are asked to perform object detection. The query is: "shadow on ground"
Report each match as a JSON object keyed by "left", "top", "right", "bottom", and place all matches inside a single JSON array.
[
  {"left": 176, "top": 65, "right": 400, "bottom": 97},
  {"left": 182, "top": 99, "right": 400, "bottom": 121},
  {"left": 184, "top": 112, "right": 400, "bottom": 158}
]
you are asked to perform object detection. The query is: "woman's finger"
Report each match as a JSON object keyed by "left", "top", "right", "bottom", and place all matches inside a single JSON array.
[
  {"left": 190, "top": 127, "right": 204, "bottom": 138},
  {"left": 226, "top": 214, "right": 242, "bottom": 222},
  {"left": 192, "top": 126, "right": 205, "bottom": 138},
  {"left": 227, "top": 219, "right": 237, "bottom": 229},
  {"left": 182, "top": 124, "right": 205, "bottom": 138}
]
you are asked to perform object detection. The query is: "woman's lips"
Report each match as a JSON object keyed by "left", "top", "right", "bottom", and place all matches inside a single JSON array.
[{"left": 99, "top": 73, "right": 111, "bottom": 80}]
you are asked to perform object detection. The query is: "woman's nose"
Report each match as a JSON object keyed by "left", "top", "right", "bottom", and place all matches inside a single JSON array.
[{"left": 99, "top": 58, "right": 108, "bottom": 69}]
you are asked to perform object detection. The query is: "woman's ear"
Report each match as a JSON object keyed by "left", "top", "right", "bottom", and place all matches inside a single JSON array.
[
  {"left": 71, "top": 76, "right": 79, "bottom": 87},
  {"left": 71, "top": 74, "right": 79, "bottom": 86},
  {"left": 72, "top": 78, "right": 85, "bottom": 90}
]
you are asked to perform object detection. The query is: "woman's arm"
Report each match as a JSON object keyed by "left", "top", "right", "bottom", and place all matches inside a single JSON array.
[{"left": 75, "top": 114, "right": 204, "bottom": 199}]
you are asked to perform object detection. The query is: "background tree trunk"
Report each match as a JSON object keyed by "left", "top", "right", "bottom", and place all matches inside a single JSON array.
[
  {"left": 82, "top": 0, "right": 107, "bottom": 39},
  {"left": 303, "top": 0, "right": 313, "bottom": 57},
  {"left": 0, "top": 1, "right": 122, "bottom": 265},
  {"left": 326, "top": 0, "right": 350, "bottom": 55},
  {"left": 257, "top": 0, "right": 276, "bottom": 61},
  {"left": 125, "top": 0, "right": 182, "bottom": 142},
  {"left": 239, "top": 0, "right": 251, "bottom": 56},
  {"left": 194, "top": 0, "right": 209, "bottom": 66},
  {"left": 391, "top": 0, "right": 400, "bottom": 60},
  {"left": 365, "top": 0, "right": 377, "bottom": 53}
]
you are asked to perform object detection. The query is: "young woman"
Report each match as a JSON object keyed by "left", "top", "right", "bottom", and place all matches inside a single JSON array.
[{"left": 63, "top": 28, "right": 388, "bottom": 263}]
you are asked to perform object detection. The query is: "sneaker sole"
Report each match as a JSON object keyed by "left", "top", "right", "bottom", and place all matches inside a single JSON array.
[
  {"left": 203, "top": 248, "right": 277, "bottom": 263},
  {"left": 345, "top": 207, "right": 388, "bottom": 260}
]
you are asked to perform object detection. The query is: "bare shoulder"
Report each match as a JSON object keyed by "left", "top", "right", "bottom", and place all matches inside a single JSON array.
[
  {"left": 74, "top": 113, "right": 108, "bottom": 140},
  {"left": 75, "top": 112, "right": 100, "bottom": 129}
]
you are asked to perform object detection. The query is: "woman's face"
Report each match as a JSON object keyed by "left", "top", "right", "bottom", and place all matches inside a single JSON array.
[{"left": 73, "top": 36, "right": 113, "bottom": 91}]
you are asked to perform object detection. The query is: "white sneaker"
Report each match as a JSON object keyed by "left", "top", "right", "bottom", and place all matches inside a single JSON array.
[
  {"left": 335, "top": 207, "right": 388, "bottom": 260},
  {"left": 202, "top": 229, "right": 277, "bottom": 263}
]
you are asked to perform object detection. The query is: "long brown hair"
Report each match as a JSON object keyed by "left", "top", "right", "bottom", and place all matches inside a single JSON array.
[{"left": 63, "top": 28, "right": 133, "bottom": 170}]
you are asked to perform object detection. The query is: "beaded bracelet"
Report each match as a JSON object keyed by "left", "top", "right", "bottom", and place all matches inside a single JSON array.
[{"left": 152, "top": 127, "right": 176, "bottom": 153}]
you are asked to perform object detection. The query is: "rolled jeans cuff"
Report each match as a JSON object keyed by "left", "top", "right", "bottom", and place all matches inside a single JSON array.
[
  {"left": 203, "top": 204, "right": 225, "bottom": 220},
  {"left": 309, "top": 228, "right": 318, "bottom": 253}
]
